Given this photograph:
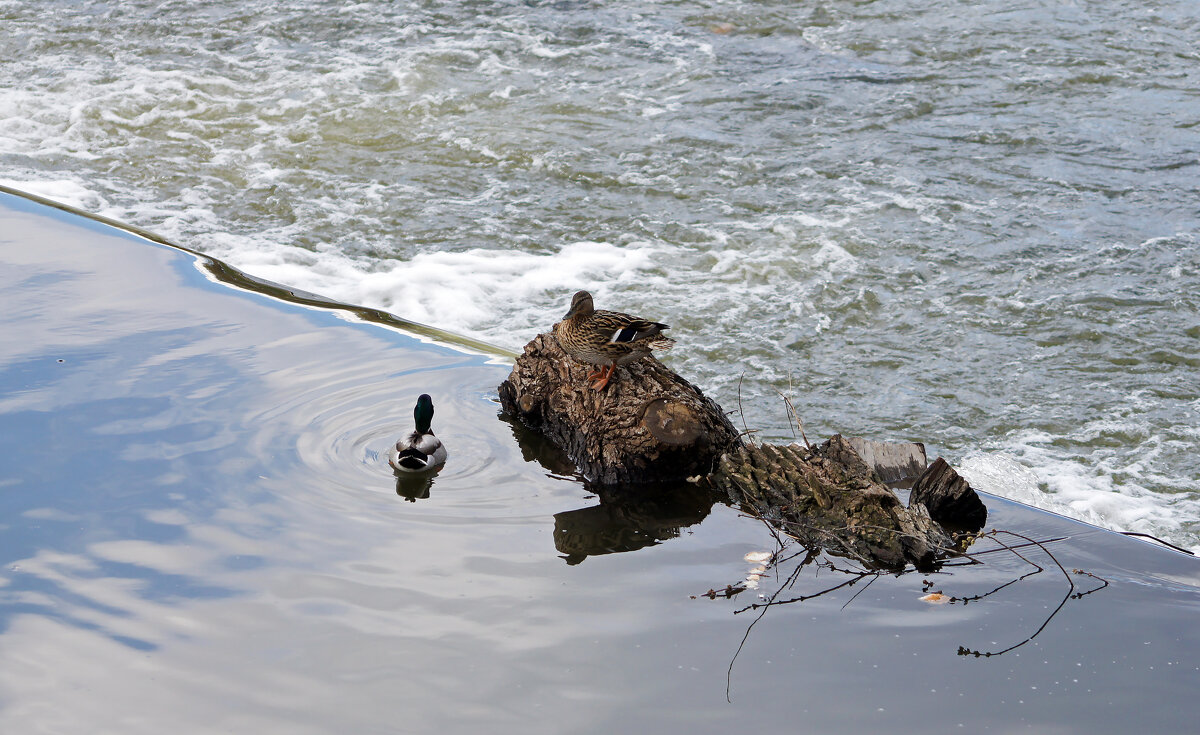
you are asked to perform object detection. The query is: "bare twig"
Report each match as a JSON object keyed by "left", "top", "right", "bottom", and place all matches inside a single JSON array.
[
  {"left": 775, "top": 387, "right": 812, "bottom": 452},
  {"left": 700, "top": 525, "right": 1110, "bottom": 690},
  {"left": 955, "top": 530, "right": 1087, "bottom": 658},
  {"left": 1118, "top": 531, "right": 1195, "bottom": 555},
  {"left": 735, "top": 372, "right": 752, "bottom": 442},
  {"left": 948, "top": 535, "right": 1069, "bottom": 558},
  {"left": 1071, "top": 569, "right": 1110, "bottom": 598}
]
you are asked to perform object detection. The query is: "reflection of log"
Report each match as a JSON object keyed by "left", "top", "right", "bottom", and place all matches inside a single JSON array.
[
  {"left": 498, "top": 332, "right": 741, "bottom": 486},
  {"left": 708, "top": 435, "right": 951, "bottom": 570},
  {"left": 552, "top": 484, "right": 715, "bottom": 565}
]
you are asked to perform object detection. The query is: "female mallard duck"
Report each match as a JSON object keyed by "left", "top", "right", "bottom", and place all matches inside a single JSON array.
[
  {"left": 388, "top": 394, "right": 448, "bottom": 473},
  {"left": 552, "top": 290, "right": 674, "bottom": 390}
]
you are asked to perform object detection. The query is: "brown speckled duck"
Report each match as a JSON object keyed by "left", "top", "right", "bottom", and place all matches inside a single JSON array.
[{"left": 552, "top": 290, "right": 674, "bottom": 390}]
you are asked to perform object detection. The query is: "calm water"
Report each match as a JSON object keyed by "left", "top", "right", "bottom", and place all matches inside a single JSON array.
[{"left": 1, "top": 0, "right": 1197, "bottom": 549}]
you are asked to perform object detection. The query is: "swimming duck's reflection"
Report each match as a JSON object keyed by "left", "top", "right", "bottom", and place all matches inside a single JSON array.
[{"left": 394, "top": 473, "right": 436, "bottom": 502}]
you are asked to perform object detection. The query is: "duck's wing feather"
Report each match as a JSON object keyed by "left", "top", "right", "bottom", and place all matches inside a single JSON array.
[{"left": 592, "top": 311, "right": 670, "bottom": 344}]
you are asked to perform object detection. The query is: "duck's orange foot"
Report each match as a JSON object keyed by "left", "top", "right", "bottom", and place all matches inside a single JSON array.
[{"left": 589, "top": 363, "right": 615, "bottom": 391}]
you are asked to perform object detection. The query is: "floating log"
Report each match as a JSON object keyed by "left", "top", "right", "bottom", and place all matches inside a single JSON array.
[
  {"left": 498, "top": 332, "right": 980, "bottom": 569},
  {"left": 708, "top": 435, "right": 952, "bottom": 570},
  {"left": 498, "top": 332, "right": 742, "bottom": 486}
]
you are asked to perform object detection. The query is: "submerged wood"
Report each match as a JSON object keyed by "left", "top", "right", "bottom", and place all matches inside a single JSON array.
[
  {"left": 709, "top": 435, "right": 952, "bottom": 570},
  {"left": 498, "top": 332, "right": 742, "bottom": 486}
]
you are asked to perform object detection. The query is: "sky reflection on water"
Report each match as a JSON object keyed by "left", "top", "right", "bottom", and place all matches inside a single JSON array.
[{"left": 1, "top": 192, "right": 1198, "bottom": 733}]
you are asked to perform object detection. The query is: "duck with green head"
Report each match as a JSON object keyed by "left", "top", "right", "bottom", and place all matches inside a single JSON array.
[
  {"left": 552, "top": 290, "right": 674, "bottom": 391},
  {"left": 388, "top": 394, "right": 448, "bottom": 473}
]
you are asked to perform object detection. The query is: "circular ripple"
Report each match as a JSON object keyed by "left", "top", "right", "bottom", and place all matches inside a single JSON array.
[{"left": 244, "top": 358, "right": 561, "bottom": 520}]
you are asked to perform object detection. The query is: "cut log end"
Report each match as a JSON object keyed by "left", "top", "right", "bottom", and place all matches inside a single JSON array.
[
  {"left": 641, "top": 398, "right": 703, "bottom": 446},
  {"left": 847, "top": 436, "right": 928, "bottom": 484}
]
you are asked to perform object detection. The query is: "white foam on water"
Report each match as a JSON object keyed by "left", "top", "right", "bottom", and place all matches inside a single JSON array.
[
  {"left": 959, "top": 432, "right": 1200, "bottom": 555},
  {"left": 218, "top": 238, "right": 671, "bottom": 346},
  {"left": 0, "top": 178, "right": 111, "bottom": 213}
]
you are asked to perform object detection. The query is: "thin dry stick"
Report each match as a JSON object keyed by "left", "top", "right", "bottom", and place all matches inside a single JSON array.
[
  {"left": 840, "top": 573, "right": 879, "bottom": 611},
  {"left": 935, "top": 534, "right": 1070, "bottom": 569},
  {"left": 1071, "top": 569, "right": 1109, "bottom": 598},
  {"left": 776, "top": 388, "right": 812, "bottom": 452},
  {"left": 735, "top": 566, "right": 874, "bottom": 613},
  {"left": 957, "top": 530, "right": 1080, "bottom": 657},
  {"left": 726, "top": 593, "right": 770, "bottom": 703},
  {"left": 1118, "top": 531, "right": 1195, "bottom": 555},
  {"left": 734, "top": 372, "right": 757, "bottom": 441},
  {"left": 725, "top": 546, "right": 832, "bottom": 702}
]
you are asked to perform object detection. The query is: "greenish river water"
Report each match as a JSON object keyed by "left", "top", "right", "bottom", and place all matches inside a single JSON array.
[{"left": 1, "top": 0, "right": 1197, "bottom": 567}]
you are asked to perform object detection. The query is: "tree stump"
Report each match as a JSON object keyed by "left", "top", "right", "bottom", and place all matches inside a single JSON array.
[
  {"left": 707, "top": 435, "right": 952, "bottom": 570},
  {"left": 497, "top": 332, "right": 742, "bottom": 486}
]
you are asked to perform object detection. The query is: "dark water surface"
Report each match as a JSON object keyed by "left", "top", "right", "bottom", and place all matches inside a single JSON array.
[{"left": 2, "top": 192, "right": 1198, "bottom": 733}]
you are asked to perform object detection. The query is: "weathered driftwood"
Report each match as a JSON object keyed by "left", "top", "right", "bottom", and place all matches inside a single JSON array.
[
  {"left": 708, "top": 435, "right": 952, "bottom": 570},
  {"left": 910, "top": 457, "right": 988, "bottom": 532},
  {"left": 499, "top": 333, "right": 983, "bottom": 569},
  {"left": 498, "top": 332, "right": 742, "bottom": 486},
  {"left": 847, "top": 437, "right": 928, "bottom": 484}
]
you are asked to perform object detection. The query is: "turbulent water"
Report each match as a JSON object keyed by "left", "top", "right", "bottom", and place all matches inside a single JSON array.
[{"left": 2, "top": 0, "right": 1197, "bottom": 550}]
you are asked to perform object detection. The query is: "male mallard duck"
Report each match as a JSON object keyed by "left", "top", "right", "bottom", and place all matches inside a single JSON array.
[
  {"left": 388, "top": 394, "right": 448, "bottom": 473},
  {"left": 552, "top": 290, "right": 674, "bottom": 390}
]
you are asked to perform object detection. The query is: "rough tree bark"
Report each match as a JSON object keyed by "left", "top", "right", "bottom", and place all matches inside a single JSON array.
[
  {"left": 707, "top": 435, "right": 952, "bottom": 570},
  {"left": 497, "top": 332, "right": 742, "bottom": 486}
]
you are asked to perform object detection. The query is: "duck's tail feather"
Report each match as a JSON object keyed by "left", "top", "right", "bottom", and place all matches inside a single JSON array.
[{"left": 393, "top": 447, "right": 431, "bottom": 471}]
